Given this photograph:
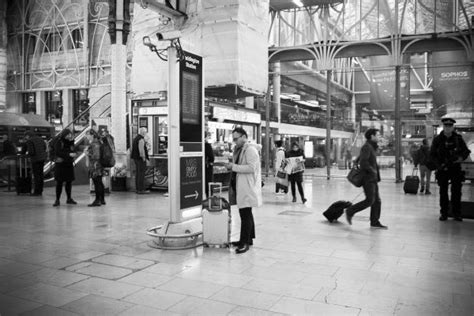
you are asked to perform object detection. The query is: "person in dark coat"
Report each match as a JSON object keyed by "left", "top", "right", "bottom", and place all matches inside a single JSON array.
[
  {"left": 413, "top": 138, "right": 433, "bottom": 195},
  {"left": 345, "top": 128, "right": 387, "bottom": 229},
  {"left": 430, "top": 117, "right": 471, "bottom": 221},
  {"left": 86, "top": 129, "right": 106, "bottom": 207},
  {"left": 286, "top": 142, "right": 306, "bottom": 203},
  {"left": 22, "top": 131, "right": 47, "bottom": 196},
  {"left": 53, "top": 129, "right": 77, "bottom": 206},
  {"left": 204, "top": 132, "right": 214, "bottom": 198}
]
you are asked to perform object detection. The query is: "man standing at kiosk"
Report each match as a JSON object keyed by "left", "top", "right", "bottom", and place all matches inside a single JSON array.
[
  {"left": 23, "top": 131, "right": 47, "bottom": 196},
  {"left": 131, "top": 127, "right": 149, "bottom": 194}
]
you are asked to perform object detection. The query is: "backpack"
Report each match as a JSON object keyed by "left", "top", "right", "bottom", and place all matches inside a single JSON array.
[{"left": 100, "top": 136, "right": 115, "bottom": 168}]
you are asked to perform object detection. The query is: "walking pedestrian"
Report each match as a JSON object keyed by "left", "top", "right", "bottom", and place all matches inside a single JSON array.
[
  {"left": 86, "top": 130, "right": 106, "bottom": 207},
  {"left": 22, "top": 131, "right": 47, "bottom": 196},
  {"left": 414, "top": 138, "right": 434, "bottom": 195},
  {"left": 345, "top": 128, "right": 387, "bottom": 229},
  {"left": 131, "top": 127, "right": 149, "bottom": 194},
  {"left": 286, "top": 142, "right": 306, "bottom": 203},
  {"left": 431, "top": 117, "right": 471, "bottom": 221},
  {"left": 274, "top": 140, "right": 287, "bottom": 194},
  {"left": 226, "top": 127, "right": 262, "bottom": 254},
  {"left": 53, "top": 129, "right": 77, "bottom": 206}
]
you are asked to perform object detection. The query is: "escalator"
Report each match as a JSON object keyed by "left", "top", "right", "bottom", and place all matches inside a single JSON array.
[{"left": 43, "top": 92, "right": 111, "bottom": 183}]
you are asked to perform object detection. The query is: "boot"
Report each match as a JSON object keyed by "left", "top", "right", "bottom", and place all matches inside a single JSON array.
[
  {"left": 88, "top": 200, "right": 101, "bottom": 207},
  {"left": 100, "top": 194, "right": 106, "bottom": 205}
]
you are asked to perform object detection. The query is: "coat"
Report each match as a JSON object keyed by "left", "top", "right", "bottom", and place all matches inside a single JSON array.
[
  {"left": 87, "top": 139, "right": 105, "bottom": 178},
  {"left": 229, "top": 142, "right": 262, "bottom": 209},
  {"left": 286, "top": 149, "right": 305, "bottom": 182},
  {"left": 25, "top": 136, "right": 47, "bottom": 162},
  {"left": 274, "top": 147, "right": 285, "bottom": 176},
  {"left": 358, "top": 140, "right": 380, "bottom": 183},
  {"left": 54, "top": 138, "right": 75, "bottom": 182},
  {"left": 430, "top": 131, "right": 470, "bottom": 172}
]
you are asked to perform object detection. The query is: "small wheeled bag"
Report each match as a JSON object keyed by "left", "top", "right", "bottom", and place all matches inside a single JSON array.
[
  {"left": 323, "top": 200, "right": 352, "bottom": 222},
  {"left": 16, "top": 156, "right": 32, "bottom": 195},
  {"left": 202, "top": 182, "right": 231, "bottom": 247},
  {"left": 403, "top": 168, "right": 420, "bottom": 194}
]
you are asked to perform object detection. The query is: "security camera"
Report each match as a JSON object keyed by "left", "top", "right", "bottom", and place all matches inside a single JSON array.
[{"left": 156, "top": 30, "right": 181, "bottom": 41}]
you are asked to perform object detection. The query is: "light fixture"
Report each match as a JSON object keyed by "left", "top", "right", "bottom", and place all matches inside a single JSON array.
[{"left": 293, "top": 0, "right": 304, "bottom": 7}]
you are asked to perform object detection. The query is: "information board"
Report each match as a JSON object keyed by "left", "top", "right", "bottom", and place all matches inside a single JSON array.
[
  {"left": 180, "top": 51, "right": 202, "bottom": 143},
  {"left": 180, "top": 156, "right": 203, "bottom": 209}
]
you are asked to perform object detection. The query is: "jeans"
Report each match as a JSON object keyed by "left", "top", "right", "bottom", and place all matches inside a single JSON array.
[
  {"left": 437, "top": 169, "right": 463, "bottom": 217},
  {"left": 419, "top": 165, "right": 432, "bottom": 192},
  {"left": 290, "top": 180, "right": 305, "bottom": 200},
  {"left": 134, "top": 159, "right": 146, "bottom": 192},
  {"left": 239, "top": 207, "right": 255, "bottom": 245},
  {"left": 92, "top": 176, "right": 105, "bottom": 202},
  {"left": 31, "top": 160, "right": 44, "bottom": 194},
  {"left": 346, "top": 181, "right": 381, "bottom": 225}
]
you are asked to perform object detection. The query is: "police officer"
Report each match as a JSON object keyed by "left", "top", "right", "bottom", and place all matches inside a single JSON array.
[{"left": 430, "top": 117, "right": 471, "bottom": 221}]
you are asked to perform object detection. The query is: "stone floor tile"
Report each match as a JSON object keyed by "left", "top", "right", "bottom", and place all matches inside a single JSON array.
[
  {"left": 227, "top": 306, "right": 288, "bottom": 316},
  {"left": 66, "top": 277, "right": 143, "bottom": 299},
  {"left": 0, "top": 261, "right": 42, "bottom": 276},
  {"left": 118, "top": 305, "right": 180, "bottom": 316},
  {"left": 91, "top": 254, "right": 155, "bottom": 270},
  {"left": 9, "top": 283, "right": 88, "bottom": 307},
  {"left": 19, "top": 305, "right": 80, "bottom": 316},
  {"left": 7, "top": 251, "right": 58, "bottom": 265},
  {"left": 242, "top": 278, "right": 321, "bottom": 300},
  {"left": 176, "top": 266, "right": 253, "bottom": 288},
  {"left": 66, "top": 262, "right": 133, "bottom": 279},
  {"left": 167, "top": 296, "right": 236, "bottom": 315},
  {"left": 142, "top": 262, "right": 192, "bottom": 276},
  {"left": 0, "top": 293, "right": 42, "bottom": 315},
  {"left": 61, "top": 294, "right": 134, "bottom": 316},
  {"left": 0, "top": 275, "right": 38, "bottom": 294},
  {"left": 40, "top": 256, "right": 85, "bottom": 270},
  {"left": 270, "top": 296, "right": 360, "bottom": 315},
  {"left": 209, "top": 287, "right": 280, "bottom": 310},
  {"left": 117, "top": 271, "right": 173, "bottom": 288},
  {"left": 122, "top": 288, "right": 186, "bottom": 310},
  {"left": 157, "top": 277, "right": 225, "bottom": 298},
  {"left": 19, "top": 268, "right": 89, "bottom": 287}
]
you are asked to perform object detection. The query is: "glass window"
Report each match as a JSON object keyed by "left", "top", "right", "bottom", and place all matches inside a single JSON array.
[
  {"left": 45, "top": 91, "right": 63, "bottom": 125},
  {"left": 42, "top": 32, "right": 62, "bottom": 51},
  {"left": 69, "top": 28, "right": 83, "bottom": 49},
  {"left": 72, "top": 89, "right": 89, "bottom": 132},
  {"left": 22, "top": 93, "right": 36, "bottom": 114}
]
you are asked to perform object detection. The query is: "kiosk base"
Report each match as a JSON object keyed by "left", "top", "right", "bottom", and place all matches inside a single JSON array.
[{"left": 147, "top": 217, "right": 203, "bottom": 250}]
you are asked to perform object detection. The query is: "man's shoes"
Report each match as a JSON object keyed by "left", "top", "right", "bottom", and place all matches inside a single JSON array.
[
  {"left": 439, "top": 215, "right": 448, "bottom": 221},
  {"left": 236, "top": 244, "right": 249, "bottom": 254},
  {"left": 345, "top": 210, "right": 353, "bottom": 225},
  {"left": 137, "top": 190, "right": 150, "bottom": 194},
  {"left": 453, "top": 216, "right": 463, "bottom": 222},
  {"left": 370, "top": 222, "right": 388, "bottom": 229},
  {"left": 425, "top": 191, "right": 431, "bottom": 195},
  {"left": 231, "top": 241, "right": 241, "bottom": 247},
  {"left": 30, "top": 193, "right": 42, "bottom": 196},
  {"left": 100, "top": 199, "right": 106, "bottom": 205},
  {"left": 292, "top": 197, "right": 296, "bottom": 203},
  {"left": 420, "top": 186, "right": 424, "bottom": 193},
  {"left": 88, "top": 201, "right": 101, "bottom": 207},
  {"left": 302, "top": 198, "right": 307, "bottom": 204},
  {"left": 53, "top": 200, "right": 60, "bottom": 207},
  {"left": 66, "top": 199, "right": 77, "bottom": 205}
]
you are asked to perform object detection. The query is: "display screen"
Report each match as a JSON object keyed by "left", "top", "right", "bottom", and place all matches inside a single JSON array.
[
  {"left": 181, "top": 72, "right": 200, "bottom": 125},
  {"left": 180, "top": 51, "right": 202, "bottom": 143}
]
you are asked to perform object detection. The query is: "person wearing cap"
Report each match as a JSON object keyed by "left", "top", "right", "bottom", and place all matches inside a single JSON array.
[
  {"left": 22, "top": 131, "right": 47, "bottom": 196},
  {"left": 430, "top": 117, "right": 471, "bottom": 221}
]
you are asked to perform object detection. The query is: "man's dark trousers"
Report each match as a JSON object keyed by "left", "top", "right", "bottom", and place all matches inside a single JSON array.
[
  {"left": 347, "top": 181, "right": 381, "bottom": 224},
  {"left": 31, "top": 160, "right": 44, "bottom": 194},
  {"left": 134, "top": 159, "right": 146, "bottom": 192},
  {"left": 437, "top": 169, "right": 463, "bottom": 217}
]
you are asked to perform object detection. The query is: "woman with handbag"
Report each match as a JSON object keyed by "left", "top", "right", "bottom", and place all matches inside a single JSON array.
[
  {"left": 53, "top": 129, "right": 77, "bottom": 206},
  {"left": 286, "top": 142, "right": 306, "bottom": 203}
]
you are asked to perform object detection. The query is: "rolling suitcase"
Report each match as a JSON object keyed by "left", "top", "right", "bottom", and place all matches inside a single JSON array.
[
  {"left": 323, "top": 200, "right": 352, "bottom": 222},
  {"left": 403, "top": 168, "right": 420, "bottom": 194},
  {"left": 202, "top": 182, "right": 231, "bottom": 247},
  {"left": 16, "top": 156, "right": 32, "bottom": 195}
]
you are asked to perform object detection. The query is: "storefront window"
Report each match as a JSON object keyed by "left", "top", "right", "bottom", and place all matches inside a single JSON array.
[
  {"left": 22, "top": 93, "right": 36, "bottom": 114},
  {"left": 45, "top": 91, "right": 63, "bottom": 130},
  {"left": 72, "top": 89, "right": 89, "bottom": 132}
]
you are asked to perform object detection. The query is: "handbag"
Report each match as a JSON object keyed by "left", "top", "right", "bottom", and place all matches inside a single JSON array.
[
  {"left": 276, "top": 170, "right": 286, "bottom": 179},
  {"left": 347, "top": 164, "right": 364, "bottom": 187}
]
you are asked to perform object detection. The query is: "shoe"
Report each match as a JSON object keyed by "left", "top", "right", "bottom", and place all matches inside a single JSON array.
[
  {"left": 53, "top": 200, "right": 60, "bottom": 207},
  {"left": 88, "top": 201, "right": 101, "bottom": 207},
  {"left": 370, "top": 222, "right": 388, "bottom": 229},
  {"left": 439, "top": 215, "right": 448, "bottom": 221},
  {"left": 231, "top": 241, "right": 241, "bottom": 247},
  {"left": 137, "top": 190, "right": 150, "bottom": 194},
  {"left": 425, "top": 191, "right": 431, "bottom": 195},
  {"left": 66, "top": 199, "right": 77, "bottom": 205},
  {"left": 30, "top": 193, "right": 42, "bottom": 196},
  {"left": 345, "top": 210, "right": 353, "bottom": 225},
  {"left": 236, "top": 244, "right": 249, "bottom": 254},
  {"left": 420, "top": 186, "right": 424, "bottom": 193},
  {"left": 453, "top": 216, "right": 463, "bottom": 222},
  {"left": 100, "top": 200, "right": 106, "bottom": 205},
  {"left": 292, "top": 197, "right": 296, "bottom": 203},
  {"left": 302, "top": 198, "right": 307, "bottom": 204}
]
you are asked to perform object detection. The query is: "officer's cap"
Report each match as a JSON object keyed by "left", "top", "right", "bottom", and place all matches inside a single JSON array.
[{"left": 441, "top": 117, "right": 456, "bottom": 124}]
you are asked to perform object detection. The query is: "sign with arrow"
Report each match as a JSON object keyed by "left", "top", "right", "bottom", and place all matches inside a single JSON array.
[{"left": 180, "top": 156, "right": 203, "bottom": 210}]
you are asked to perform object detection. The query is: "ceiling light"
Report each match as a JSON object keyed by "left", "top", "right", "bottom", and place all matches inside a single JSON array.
[{"left": 293, "top": 0, "right": 304, "bottom": 7}]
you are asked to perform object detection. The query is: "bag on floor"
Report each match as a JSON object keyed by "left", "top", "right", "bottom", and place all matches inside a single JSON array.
[
  {"left": 403, "top": 168, "right": 420, "bottom": 194},
  {"left": 323, "top": 200, "right": 353, "bottom": 223},
  {"left": 202, "top": 182, "right": 231, "bottom": 247}
]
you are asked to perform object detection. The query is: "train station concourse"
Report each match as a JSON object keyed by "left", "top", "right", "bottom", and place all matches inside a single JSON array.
[{"left": 1, "top": 0, "right": 474, "bottom": 315}]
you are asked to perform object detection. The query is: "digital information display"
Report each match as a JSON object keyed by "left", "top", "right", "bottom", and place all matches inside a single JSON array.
[
  {"left": 180, "top": 51, "right": 202, "bottom": 143},
  {"left": 181, "top": 72, "right": 200, "bottom": 125}
]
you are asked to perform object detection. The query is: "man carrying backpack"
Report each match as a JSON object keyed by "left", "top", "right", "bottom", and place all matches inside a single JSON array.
[
  {"left": 431, "top": 117, "right": 471, "bottom": 221},
  {"left": 131, "top": 127, "right": 149, "bottom": 194},
  {"left": 414, "top": 138, "right": 434, "bottom": 195}
]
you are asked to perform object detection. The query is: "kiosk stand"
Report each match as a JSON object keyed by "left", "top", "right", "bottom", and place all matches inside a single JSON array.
[{"left": 147, "top": 46, "right": 205, "bottom": 249}]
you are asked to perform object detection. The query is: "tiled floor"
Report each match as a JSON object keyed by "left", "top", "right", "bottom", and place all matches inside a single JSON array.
[{"left": 0, "top": 176, "right": 473, "bottom": 315}]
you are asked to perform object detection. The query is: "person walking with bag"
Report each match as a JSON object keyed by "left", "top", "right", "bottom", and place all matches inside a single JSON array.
[
  {"left": 226, "top": 127, "right": 262, "bottom": 254},
  {"left": 274, "top": 140, "right": 287, "bottom": 194},
  {"left": 414, "top": 138, "right": 434, "bottom": 195},
  {"left": 345, "top": 128, "right": 387, "bottom": 229},
  {"left": 53, "top": 129, "right": 77, "bottom": 206},
  {"left": 86, "top": 130, "right": 106, "bottom": 207},
  {"left": 431, "top": 117, "right": 471, "bottom": 221},
  {"left": 286, "top": 142, "right": 306, "bottom": 203}
]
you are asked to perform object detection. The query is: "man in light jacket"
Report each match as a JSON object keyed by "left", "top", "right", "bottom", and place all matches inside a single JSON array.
[{"left": 226, "top": 127, "right": 262, "bottom": 254}]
